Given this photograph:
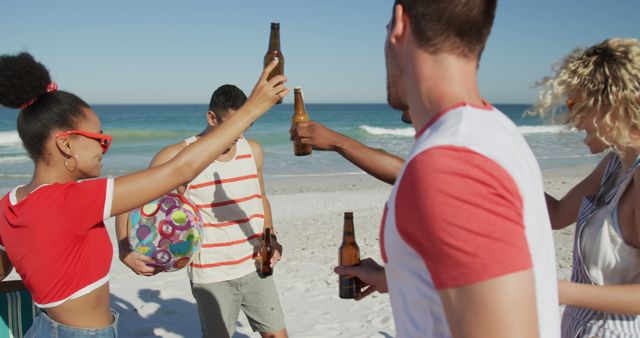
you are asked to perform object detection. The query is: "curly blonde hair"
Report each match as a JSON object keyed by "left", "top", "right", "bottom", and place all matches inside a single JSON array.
[{"left": 533, "top": 38, "right": 640, "bottom": 152}]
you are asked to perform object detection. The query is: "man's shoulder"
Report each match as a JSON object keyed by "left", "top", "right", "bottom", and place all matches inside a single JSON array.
[
  {"left": 151, "top": 141, "right": 188, "bottom": 167},
  {"left": 243, "top": 139, "right": 264, "bottom": 163},
  {"left": 244, "top": 139, "right": 262, "bottom": 151}
]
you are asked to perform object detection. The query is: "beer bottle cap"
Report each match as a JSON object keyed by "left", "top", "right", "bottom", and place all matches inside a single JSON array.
[
  {"left": 344, "top": 212, "right": 353, "bottom": 219},
  {"left": 271, "top": 22, "right": 280, "bottom": 29}
]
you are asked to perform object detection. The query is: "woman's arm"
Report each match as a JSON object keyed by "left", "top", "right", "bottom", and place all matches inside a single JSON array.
[
  {"left": 546, "top": 154, "right": 610, "bottom": 229},
  {"left": 559, "top": 280, "right": 640, "bottom": 315},
  {"left": 110, "top": 61, "right": 288, "bottom": 217}
]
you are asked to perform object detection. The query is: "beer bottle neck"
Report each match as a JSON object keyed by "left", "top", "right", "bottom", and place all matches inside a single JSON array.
[
  {"left": 294, "top": 91, "right": 305, "bottom": 113},
  {"left": 342, "top": 219, "right": 356, "bottom": 243},
  {"left": 268, "top": 28, "right": 281, "bottom": 51},
  {"left": 264, "top": 228, "right": 271, "bottom": 245}
]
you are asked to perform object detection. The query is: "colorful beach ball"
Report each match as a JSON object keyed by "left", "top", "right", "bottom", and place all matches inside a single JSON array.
[{"left": 128, "top": 193, "right": 204, "bottom": 272}]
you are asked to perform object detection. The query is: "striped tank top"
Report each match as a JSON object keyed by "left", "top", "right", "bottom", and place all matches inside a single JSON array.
[
  {"left": 562, "top": 153, "right": 640, "bottom": 337},
  {"left": 184, "top": 136, "right": 264, "bottom": 283}
]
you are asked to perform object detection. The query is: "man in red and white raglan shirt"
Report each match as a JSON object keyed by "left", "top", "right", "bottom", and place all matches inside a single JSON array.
[{"left": 334, "top": 1, "right": 560, "bottom": 337}]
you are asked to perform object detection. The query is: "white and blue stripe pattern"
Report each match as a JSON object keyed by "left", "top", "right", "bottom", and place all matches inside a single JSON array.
[{"left": 562, "top": 154, "right": 640, "bottom": 337}]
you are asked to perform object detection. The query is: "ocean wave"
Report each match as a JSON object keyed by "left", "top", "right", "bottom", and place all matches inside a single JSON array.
[
  {"left": 0, "top": 173, "right": 31, "bottom": 178},
  {"left": 360, "top": 124, "right": 574, "bottom": 137},
  {"left": 359, "top": 125, "right": 415, "bottom": 137},
  {"left": 109, "top": 129, "right": 191, "bottom": 140},
  {"left": 0, "top": 156, "right": 30, "bottom": 164},
  {"left": 518, "top": 125, "right": 574, "bottom": 134},
  {"left": 0, "top": 131, "right": 22, "bottom": 147},
  {"left": 536, "top": 154, "right": 598, "bottom": 160},
  {"left": 267, "top": 171, "right": 366, "bottom": 178}
]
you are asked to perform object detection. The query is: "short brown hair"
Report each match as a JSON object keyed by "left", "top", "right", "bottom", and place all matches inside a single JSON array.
[{"left": 394, "top": 0, "right": 497, "bottom": 58}]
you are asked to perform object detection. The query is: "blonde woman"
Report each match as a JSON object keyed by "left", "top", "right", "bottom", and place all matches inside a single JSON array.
[{"left": 539, "top": 38, "right": 640, "bottom": 337}]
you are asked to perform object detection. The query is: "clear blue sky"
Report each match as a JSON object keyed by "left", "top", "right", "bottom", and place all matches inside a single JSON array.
[{"left": 1, "top": 1, "right": 638, "bottom": 104}]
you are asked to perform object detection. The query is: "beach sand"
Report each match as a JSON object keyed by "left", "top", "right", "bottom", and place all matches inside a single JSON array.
[{"left": 3, "top": 163, "right": 597, "bottom": 337}]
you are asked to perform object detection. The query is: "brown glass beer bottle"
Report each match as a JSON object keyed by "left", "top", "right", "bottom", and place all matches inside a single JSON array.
[
  {"left": 292, "top": 87, "right": 313, "bottom": 156},
  {"left": 264, "top": 22, "right": 284, "bottom": 104},
  {"left": 260, "top": 227, "right": 274, "bottom": 276},
  {"left": 339, "top": 212, "right": 362, "bottom": 299}
]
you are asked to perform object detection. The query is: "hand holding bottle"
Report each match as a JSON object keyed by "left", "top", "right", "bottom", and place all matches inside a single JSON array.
[
  {"left": 290, "top": 121, "right": 343, "bottom": 151},
  {"left": 335, "top": 258, "right": 387, "bottom": 300},
  {"left": 243, "top": 59, "right": 288, "bottom": 120}
]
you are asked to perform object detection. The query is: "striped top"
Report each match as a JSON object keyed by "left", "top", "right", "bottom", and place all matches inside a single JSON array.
[
  {"left": 184, "top": 137, "right": 264, "bottom": 283},
  {"left": 562, "top": 153, "right": 640, "bottom": 337}
]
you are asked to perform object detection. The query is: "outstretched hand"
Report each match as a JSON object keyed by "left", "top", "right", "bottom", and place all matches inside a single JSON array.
[
  {"left": 334, "top": 257, "right": 387, "bottom": 300},
  {"left": 245, "top": 59, "right": 289, "bottom": 116},
  {"left": 290, "top": 121, "right": 342, "bottom": 151}
]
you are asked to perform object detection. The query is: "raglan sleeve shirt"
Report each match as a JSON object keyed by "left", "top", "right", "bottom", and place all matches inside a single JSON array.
[{"left": 394, "top": 146, "right": 532, "bottom": 289}]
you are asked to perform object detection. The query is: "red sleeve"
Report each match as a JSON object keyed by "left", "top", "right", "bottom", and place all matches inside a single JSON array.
[
  {"left": 61, "top": 178, "right": 113, "bottom": 233},
  {"left": 395, "top": 146, "right": 532, "bottom": 289}
]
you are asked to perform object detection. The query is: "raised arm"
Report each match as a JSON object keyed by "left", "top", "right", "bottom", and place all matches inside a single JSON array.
[
  {"left": 545, "top": 154, "right": 609, "bottom": 229},
  {"left": 290, "top": 121, "right": 404, "bottom": 184},
  {"left": 110, "top": 61, "right": 288, "bottom": 217}
]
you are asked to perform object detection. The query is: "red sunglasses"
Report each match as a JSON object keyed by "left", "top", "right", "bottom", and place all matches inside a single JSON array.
[{"left": 56, "top": 130, "right": 113, "bottom": 154}]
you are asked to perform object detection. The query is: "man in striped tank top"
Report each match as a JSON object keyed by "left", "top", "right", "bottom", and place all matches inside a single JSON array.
[{"left": 116, "top": 85, "right": 287, "bottom": 338}]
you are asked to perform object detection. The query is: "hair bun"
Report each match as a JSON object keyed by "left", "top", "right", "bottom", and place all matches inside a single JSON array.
[{"left": 0, "top": 52, "right": 52, "bottom": 109}]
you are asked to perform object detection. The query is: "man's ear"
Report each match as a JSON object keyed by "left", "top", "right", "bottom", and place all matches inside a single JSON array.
[
  {"left": 389, "top": 4, "right": 409, "bottom": 46},
  {"left": 207, "top": 111, "right": 219, "bottom": 127}
]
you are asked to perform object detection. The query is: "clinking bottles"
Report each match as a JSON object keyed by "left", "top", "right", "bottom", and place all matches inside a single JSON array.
[
  {"left": 264, "top": 22, "right": 284, "bottom": 104},
  {"left": 292, "top": 87, "right": 312, "bottom": 156},
  {"left": 339, "top": 212, "right": 361, "bottom": 299},
  {"left": 260, "top": 227, "right": 274, "bottom": 277}
]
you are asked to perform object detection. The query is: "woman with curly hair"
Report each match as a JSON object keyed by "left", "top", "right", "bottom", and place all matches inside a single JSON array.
[
  {"left": 538, "top": 38, "right": 640, "bottom": 337},
  {"left": 0, "top": 52, "right": 287, "bottom": 337}
]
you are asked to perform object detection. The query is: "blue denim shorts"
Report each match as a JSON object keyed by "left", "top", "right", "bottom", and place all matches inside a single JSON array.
[{"left": 25, "top": 310, "right": 118, "bottom": 337}]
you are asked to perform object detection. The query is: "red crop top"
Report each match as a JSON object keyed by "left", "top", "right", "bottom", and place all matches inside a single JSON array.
[{"left": 0, "top": 178, "right": 114, "bottom": 308}]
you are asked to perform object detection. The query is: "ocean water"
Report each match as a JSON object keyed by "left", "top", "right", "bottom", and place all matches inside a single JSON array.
[{"left": 0, "top": 103, "right": 598, "bottom": 194}]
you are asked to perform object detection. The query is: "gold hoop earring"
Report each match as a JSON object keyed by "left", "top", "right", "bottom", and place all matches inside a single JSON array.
[{"left": 64, "top": 153, "right": 78, "bottom": 172}]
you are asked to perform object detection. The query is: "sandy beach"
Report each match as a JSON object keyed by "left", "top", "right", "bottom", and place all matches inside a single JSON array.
[{"left": 2, "top": 162, "right": 598, "bottom": 337}]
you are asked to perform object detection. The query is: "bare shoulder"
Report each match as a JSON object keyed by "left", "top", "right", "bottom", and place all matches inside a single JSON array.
[
  {"left": 246, "top": 139, "right": 264, "bottom": 167},
  {"left": 246, "top": 139, "right": 264, "bottom": 158},
  {"left": 246, "top": 139, "right": 263, "bottom": 154},
  {"left": 150, "top": 142, "right": 188, "bottom": 168}
]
